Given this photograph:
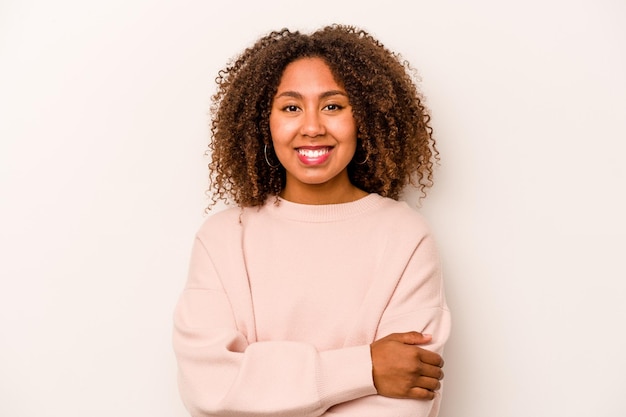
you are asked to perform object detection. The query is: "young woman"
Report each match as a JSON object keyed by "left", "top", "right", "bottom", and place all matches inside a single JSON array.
[{"left": 173, "top": 24, "right": 451, "bottom": 417}]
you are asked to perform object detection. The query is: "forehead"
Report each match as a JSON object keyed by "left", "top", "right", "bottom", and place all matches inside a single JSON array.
[{"left": 276, "top": 57, "right": 344, "bottom": 92}]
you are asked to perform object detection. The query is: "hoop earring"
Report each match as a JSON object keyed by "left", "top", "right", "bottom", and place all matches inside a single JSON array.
[
  {"left": 354, "top": 142, "right": 369, "bottom": 165},
  {"left": 355, "top": 153, "right": 369, "bottom": 165},
  {"left": 264, "top": 144, "right": 280, "bottom": 168}
]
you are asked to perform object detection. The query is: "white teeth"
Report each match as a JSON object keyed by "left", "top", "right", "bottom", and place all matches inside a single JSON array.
[{"left": 298, "top": 148, "right": 329, "bottom": 158}]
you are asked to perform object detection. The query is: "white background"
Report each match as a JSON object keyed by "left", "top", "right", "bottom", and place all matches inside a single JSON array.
[{"left": 1, "top": 0, "right": 625, "bottom": 416}]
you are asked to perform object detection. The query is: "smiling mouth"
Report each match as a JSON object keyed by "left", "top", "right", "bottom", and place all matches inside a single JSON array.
[
  {"left": 296, "top": 146, "right": 333, "bottom": 165},
  {"left": 297, "top": 147, "right": 331, "bottom": 158}
]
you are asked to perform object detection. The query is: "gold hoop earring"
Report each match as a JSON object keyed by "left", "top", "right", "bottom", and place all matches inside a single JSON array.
[{"left": 264, "top": 144, "right": 280, "bottom": 168}]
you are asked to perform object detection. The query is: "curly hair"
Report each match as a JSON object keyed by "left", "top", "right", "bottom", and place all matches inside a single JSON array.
[{"left": 207, "top": 24, "right": 438, "bottom": 208}]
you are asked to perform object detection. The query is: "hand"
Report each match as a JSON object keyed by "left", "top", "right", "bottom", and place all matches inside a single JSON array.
[{"left": 370, "top": 331, "right": 444, "bottom": 400}]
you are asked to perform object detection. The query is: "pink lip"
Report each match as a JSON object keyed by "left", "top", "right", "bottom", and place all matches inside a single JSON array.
[{"left": 296, "top": 146, "right": 333, "bottom": 166}]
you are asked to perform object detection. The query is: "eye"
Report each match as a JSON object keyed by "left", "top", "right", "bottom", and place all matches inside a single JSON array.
[
  {"left": 282, "top": 105, "right": 300, "bottom": 112},
  {"left": 324, "top": 103, "right": 344, "bottom": 111}
]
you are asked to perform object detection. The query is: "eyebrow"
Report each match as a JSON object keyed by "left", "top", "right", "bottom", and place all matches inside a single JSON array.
[{"left": 274, "top": 90, "right": 349, "bottom": 100}]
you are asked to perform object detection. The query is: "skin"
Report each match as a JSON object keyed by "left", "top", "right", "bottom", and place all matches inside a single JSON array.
[
  {"left": 269, "top": 57, "right": 368, "bottom": 205},
  {"left": 371, "top": 332, "right": 444, "bottom": 400},
  {"left": 270, "top": 57, "right": 444, "bottom": 399}
]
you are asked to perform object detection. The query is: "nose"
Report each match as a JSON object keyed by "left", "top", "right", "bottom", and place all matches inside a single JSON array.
[{"left": 299, "top": 109, "right": 325, "bottom": 137}]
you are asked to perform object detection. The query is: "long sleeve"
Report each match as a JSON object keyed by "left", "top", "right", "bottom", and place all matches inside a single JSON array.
[
  {"left": 323, "top": 218, "right": 451, "bottom": 416},
  {"left": 372, "top": 229, "right": 450, "bottom": 416},
  {"left": 172, "top": 196, "right": 450, "bottom": 417},
  {"left": 173, "top": 235, "right": 377, "bottom": 417}
]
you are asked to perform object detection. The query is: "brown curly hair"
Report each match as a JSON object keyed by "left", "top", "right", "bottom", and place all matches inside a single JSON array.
[{"left": 207, "top": 24, "right": 438, "bottom": 208}]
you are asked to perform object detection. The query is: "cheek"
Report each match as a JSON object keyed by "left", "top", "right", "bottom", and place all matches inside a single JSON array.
[
  {"left": 268, "top": 114, "right": 279, "bottom": 140},
  {"left": 269, "top": 114, "right": 293, "bottom": 144},
  {"left": 333, "top": 118, "right": 357, "bottom": 143}
]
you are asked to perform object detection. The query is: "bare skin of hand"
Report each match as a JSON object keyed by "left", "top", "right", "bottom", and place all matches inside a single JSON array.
[{"left": 370, "top": 332, "right": 444, "bottom": 400}]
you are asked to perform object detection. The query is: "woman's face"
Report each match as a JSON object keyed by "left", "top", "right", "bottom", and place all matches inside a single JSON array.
[{"left": 269, "top": 57, "right": 358, "bottom": 203}]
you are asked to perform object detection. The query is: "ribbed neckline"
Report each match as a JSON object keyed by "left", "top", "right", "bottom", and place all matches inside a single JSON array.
[{"left": 261, "top": 193, "right": 385, "bottom": 223}]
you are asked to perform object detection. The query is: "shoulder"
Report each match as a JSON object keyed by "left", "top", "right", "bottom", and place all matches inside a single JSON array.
[
  {"left": 373, "top": 196, "right": 433, "bottom": 236},
  {"left": 366, "top": 196, "right": 441, "bottom": 267},
  {"left": 195, "top": 206, "right": 244, "bottom": 244}
]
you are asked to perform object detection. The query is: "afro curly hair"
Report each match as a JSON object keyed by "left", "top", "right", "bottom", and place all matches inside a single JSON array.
[{"left": 207, "top": 24, "right": 438, "bottom": 208}]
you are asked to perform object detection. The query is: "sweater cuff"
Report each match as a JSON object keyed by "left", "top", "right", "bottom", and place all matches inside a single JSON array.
[{"left": 317, "top": 345, "right": 377, "bottom": 407}]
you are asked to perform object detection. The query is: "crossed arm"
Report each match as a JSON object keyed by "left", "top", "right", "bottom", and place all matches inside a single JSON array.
[{"left": 173, "top": 234, "right": 449, "bottom": 416}]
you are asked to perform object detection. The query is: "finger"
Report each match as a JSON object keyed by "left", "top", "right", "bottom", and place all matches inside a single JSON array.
[
  {"left": 388, "top": 331, "right": 432, "bottom": 345},
  {"left": 411, "top": 375, "right": 442, "bottom": 392},
  {"left": 419, "top": 349, "right": 444, "bottom": 367},
  {"left": 417, "top": 362, "right": 445, "bottom": 380},
  {"left": 406, "top": 386, "right": 437, "bottom": 401}
]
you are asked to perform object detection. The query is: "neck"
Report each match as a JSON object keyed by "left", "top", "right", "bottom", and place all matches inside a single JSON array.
[{"left": 280, "top": 182, "right": 368, "bottom": 205}]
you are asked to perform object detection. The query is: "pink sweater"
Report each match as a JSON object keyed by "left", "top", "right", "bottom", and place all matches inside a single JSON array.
[{"left": 173, "top": 194, "right": 451, "bottom": 416}]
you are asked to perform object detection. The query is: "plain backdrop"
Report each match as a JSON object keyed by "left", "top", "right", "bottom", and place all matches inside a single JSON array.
[{"left": 1, "top": 0, "right": 625, "bottom": 416}]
